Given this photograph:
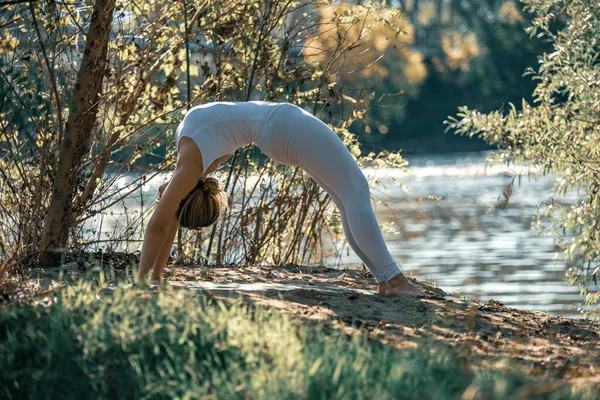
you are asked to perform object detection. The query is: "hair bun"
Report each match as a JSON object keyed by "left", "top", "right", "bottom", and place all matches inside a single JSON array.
[{"left": 202, "top": 177, "right": 220, "bottom": 195}]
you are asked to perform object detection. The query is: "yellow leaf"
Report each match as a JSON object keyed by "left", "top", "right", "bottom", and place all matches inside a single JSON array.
[{"left": 342, "top": 94, "right": 357, "bottom": 104}]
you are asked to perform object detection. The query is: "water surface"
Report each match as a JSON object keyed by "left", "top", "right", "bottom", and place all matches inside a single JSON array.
[{"left": 355, "top": 152, "right": 582, "bottom": 317}]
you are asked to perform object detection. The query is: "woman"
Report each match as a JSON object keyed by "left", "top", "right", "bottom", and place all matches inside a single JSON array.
[{"left": 137, "top": 101, "right": 425, "bottom": 296}]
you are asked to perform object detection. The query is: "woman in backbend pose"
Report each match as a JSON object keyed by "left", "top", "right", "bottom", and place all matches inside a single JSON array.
[{"left": 138, "top": 101, "right": 425, "bottom": 296}]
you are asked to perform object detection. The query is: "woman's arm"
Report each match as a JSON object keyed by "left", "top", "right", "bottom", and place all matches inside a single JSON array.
[
  {"left": 203, "top": 153, "right": 232, "bottom": 176},
  {"left": 137, "top": 164, "right": 201, "bottom": 282},
  {"left": 149, "top": 217, "right": 178, "bottom": 282},
  {"left": 146, "top": 182, "right": 179, "bottom": 281}
]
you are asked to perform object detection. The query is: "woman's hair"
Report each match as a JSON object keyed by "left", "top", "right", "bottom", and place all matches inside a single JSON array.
[{"left": 176, "top": 177, "right": 228, "bottom": 229}]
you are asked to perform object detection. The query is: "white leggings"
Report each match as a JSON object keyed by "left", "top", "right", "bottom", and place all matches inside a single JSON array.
[{"left": 258, "top": 104, "right": 402, "bottom": 283}]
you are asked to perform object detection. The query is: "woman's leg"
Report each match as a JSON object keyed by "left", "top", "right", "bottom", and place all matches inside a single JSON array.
[
  {"left": 304, "top": 164, "right": 402, "bottom": 283},
  {"left": 307, "top": 172, "right": 387, "bottom": 283},
  {"left": 279, "top": 109, "right": 402, "bottom": 284},
  {"left": 310, "top": 167, "right": 425, "bottom": 295}
]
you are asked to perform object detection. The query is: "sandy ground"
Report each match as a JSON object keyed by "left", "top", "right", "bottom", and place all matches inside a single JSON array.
[{"left": 13, "top": 261, "right": 600, "bottom": 386}]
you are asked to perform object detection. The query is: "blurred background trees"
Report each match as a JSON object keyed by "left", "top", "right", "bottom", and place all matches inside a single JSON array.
[{"left": 343, "top": 0, "right": 553, "bottom": 153}]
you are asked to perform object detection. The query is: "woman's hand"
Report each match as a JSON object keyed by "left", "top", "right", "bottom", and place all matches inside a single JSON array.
[
  {"left": 158, "top": 182, "right": 168, "bottom": 198},
  {"left": 137, "top": 164, "right": 202, "bottom": 283}
]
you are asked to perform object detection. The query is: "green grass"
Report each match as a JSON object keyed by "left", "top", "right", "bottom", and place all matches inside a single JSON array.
[{"left": 0, "top": 281, "right": 596, "bottom": 399}]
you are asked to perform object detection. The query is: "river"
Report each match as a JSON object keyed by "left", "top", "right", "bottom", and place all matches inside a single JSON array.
[{"left": 363, "top": 151, "right": 582, "bottom": 318}]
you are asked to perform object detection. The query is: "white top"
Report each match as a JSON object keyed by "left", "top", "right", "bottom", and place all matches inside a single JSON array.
[{"left": 175, "top": 101, "right": 287, "bottom": 172}]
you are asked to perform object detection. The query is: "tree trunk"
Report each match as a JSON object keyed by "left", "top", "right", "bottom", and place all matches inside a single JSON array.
[
  {"left": 40, "top": 0, "right": 116, "bottom": 266},
  {"left": 435, "top": 0, "right": 443, "bottom": 48},
  {"left": 411, "top": 0, "right": 420, "bottom": 45}
]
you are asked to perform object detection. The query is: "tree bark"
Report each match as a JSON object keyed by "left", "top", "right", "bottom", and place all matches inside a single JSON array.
[
  {"left": 411, "top": 0, "right": 420, "bottom": 45},
  {"left": 40, "top": 0, "right": 116, "bottom": 266},
  {"left": 435, "top": 0, "right": 443, "bottom": 48}
]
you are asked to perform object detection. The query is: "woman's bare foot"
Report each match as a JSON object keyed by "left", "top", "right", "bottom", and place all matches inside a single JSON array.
[
  {"left": 377, "top": 282, "right": 386, "bottom": 294},
  {"left": 150, "top": 278, "right": 170, "bottom": 288},
  {"left": 384, "top": 273, "right": 428, "bottom": 297}
]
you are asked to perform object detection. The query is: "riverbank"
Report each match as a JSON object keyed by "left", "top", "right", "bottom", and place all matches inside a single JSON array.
[
  {"left": 82, "top": 151, "right": 581, "bottom": 316},
  {"left": 10, "top": 261, "right": 600, "bottom": 390}
]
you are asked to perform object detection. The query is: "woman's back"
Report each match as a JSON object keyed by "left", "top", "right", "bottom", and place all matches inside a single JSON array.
[{"left": 176, "top": 101, "right": 287, "bottom": 172}]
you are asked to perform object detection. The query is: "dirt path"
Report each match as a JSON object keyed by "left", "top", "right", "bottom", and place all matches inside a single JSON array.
[{"left": 23, "top": 262, "right": 600, "bottom": 384}]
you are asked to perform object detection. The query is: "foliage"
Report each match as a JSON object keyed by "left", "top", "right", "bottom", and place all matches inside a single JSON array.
[
  {"left": 0, "top": 281, "right": 596, "bottom": 399},
  {"left": 0, "top": 0, "right": 408, "bottom": 267},
  {"left": 447, "top": 0, "right": 600, "bottom": 316},
  {"left": 304, "top": 3, "right": 427, "bottom": 136},
  {"left": 366, "top": 0, "right": 550, "bottom": 152}
]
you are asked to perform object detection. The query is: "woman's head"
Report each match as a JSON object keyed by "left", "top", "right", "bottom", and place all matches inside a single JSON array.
[{"left": 176, "top": 177, "right": 227, "bottom": 229}]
